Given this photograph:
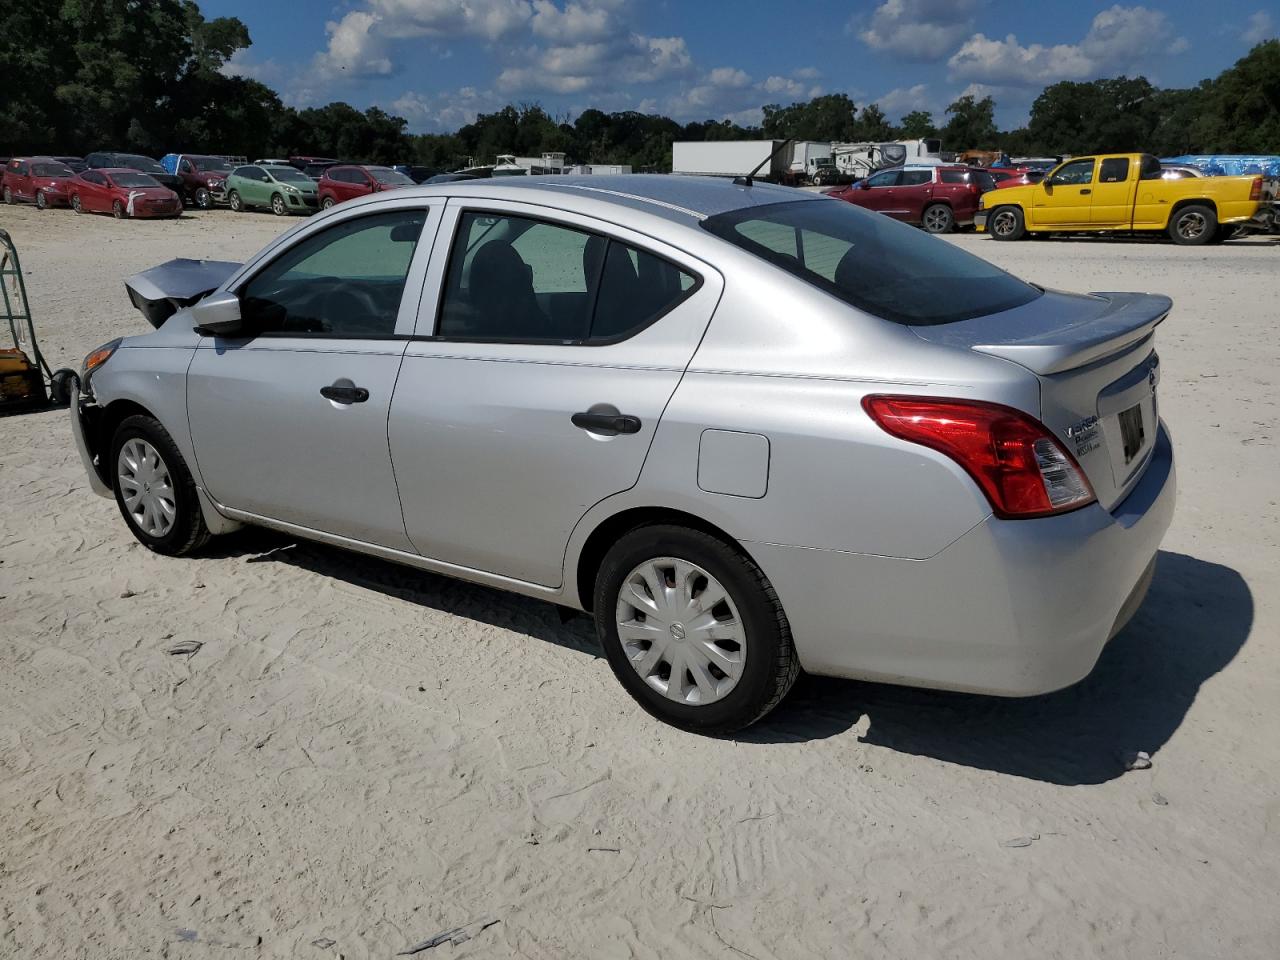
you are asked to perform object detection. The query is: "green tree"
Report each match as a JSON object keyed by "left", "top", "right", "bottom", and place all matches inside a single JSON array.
[
  {"left": 762, "top": 94, "right": 861, "bottom": 141},
  {"left": 942, "top": 94, "right": 997, "bottom": 150},
  {"left": 857, "top": 104, "right": 894, "bottom": 141},
  {"left": 1188, "top": 40, "right": 1280, "bottom": 152},
  {"left": 898, "top": 110, "right": 937, "bottom": 139}
]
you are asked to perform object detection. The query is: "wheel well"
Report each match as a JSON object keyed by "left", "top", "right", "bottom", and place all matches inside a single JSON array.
[
  {"left": 574, "top": 507, "right": 744, "bottom": 612},
  {"left": 1171, "top": 197, "right": 1216, "bottom": 217},
  {"left": 92, "top": 399, "right": 155, "bottom": 488}
]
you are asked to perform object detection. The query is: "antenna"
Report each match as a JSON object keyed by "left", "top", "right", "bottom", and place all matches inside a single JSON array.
[{"left": 734, "top": 138, "right": 794, "bottom": 186}]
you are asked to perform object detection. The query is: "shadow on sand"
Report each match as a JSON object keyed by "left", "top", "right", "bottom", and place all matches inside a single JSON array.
[
  {"left": 216, "top": 534, "right": 1249, "bottom": 785},
  {"left": 744, "top": 550, "right": 1252, "bottom": 784}
]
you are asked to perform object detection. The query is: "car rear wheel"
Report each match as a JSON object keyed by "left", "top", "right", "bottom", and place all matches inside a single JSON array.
[
  {"left": 194, "top": 187, "right": 212, "bottom": 210},
  {"left": 270, "top": 193, "right": 287, "bottom": 216},
  {"left": 922, "top": 203, "right": 955, "bottom": 234},
  {"left": 228, "top": 190, "right": 243, "bottom": 212},
  {"left": 593, "top": 524, "right": 800, "bottom": 734},
  {"left": 110, "top": 415, "right": 211, "bottom": 556},
  {"left": 71, "top": 194, "right": 83, "bottom": 214},
  {"left": 989, "top": 205, "right": 1026, "bottom": 241},
  {"left": 321, "top": 196, "right": 335, "bottom": 210},
  {"left": 1169, "top": 204, "right": 1216, "bottom": 246},
  {"left": 112, "top": 199, "right": 126, "bottom": 219}
]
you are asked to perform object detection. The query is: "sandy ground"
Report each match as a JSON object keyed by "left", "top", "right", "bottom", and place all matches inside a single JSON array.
[{"left": 1, "top": 202, "right": 1278, "bottom": 959}]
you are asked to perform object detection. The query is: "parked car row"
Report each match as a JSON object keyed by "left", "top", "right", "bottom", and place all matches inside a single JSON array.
[{"left": 3, "top": 157, "right": 182, "bottom": 219}]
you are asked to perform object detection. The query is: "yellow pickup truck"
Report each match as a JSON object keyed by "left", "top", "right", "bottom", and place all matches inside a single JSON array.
[{"left": 974, "top": 153, "right": 1271, "bottom": 245}]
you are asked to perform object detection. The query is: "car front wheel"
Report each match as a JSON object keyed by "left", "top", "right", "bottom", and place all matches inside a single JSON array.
[
  {"left": 110, "top": 415, "right": 211, "bottom": 556},
  {"left": 71, "top": 194, "right": 83, "bottom": 214},
  {"left": 228, "top": 190, "right": 243, "bottom": 212},
  {"left": 194, "top": 187, "right": 212, "bottom": 209},
  {"left": 35, "top": 190, "right": 48, "bottom": 210},
  {"left": 321, "top": 196, "right": 335, "bottom": 210},
  {"left": 988, "top": 205, "right": 1026, "bottom": 241},
  {"left": 112, "top": 199, "right": 126, "bottom": 219},
  {"left": 271, "top": 193, "right": 287, "bottom": 216},
  {"left": 593, "top": 524, "right": 799, "bottom": 734}
]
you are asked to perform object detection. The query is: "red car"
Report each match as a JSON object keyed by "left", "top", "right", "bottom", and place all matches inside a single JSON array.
[
  {"left": 828, "top": 165, "right": 996, "bottom": 233},
  {"left": 989, "top": 168, "right": 1046, "bottom": 189},
  {"left": 2, "top": 157, "right": 78, "bottom": 209},
  {"left": 317, "top": 164, "right": 415, "bottom": 209},
  {"left": 69, "top": 168, "right": 182, "bottom": 219}
]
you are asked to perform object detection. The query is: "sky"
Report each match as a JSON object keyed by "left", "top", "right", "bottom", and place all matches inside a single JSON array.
[{"left": 210, "top": 0, "right": 1279, "bottom": 133}]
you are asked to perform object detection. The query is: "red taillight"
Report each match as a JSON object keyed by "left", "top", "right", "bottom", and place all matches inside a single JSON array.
[
  {"left": 1250, "top": 177, "right": 1262, "bottom": 201},
  {"left": 862, "top": 396, "right": 1096, "bottom": 519}
]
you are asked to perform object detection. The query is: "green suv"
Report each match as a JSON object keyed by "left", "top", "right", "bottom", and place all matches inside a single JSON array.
[{"left": 225, "top": 164, "right": 319, "bottom": 216}]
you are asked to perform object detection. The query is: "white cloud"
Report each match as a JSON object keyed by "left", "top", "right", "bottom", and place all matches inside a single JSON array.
[
  {"left": 371, "top": 0, "right": 534, "bottom": 40},
  {"left": 858, "top": 0, "right": 986, "bottom": 62},
  {"left": 948, "top": 5, "right": 1172, "bottom": 86},
  {"left": 391, "top": 86, "right": 503, "bottom": 130},
  {"left": 1167, "top": 36, "right": 1190, "bottom": 55},
  {"left": 874, "top": 83, "right": 931, "bottom": 116},
  {"left": 495, "top": 33, "right": 692, "bottom": 94},
  {"left": 530, "top": 0, "right": 617, "bottom": 42},
  {"left": 762, "top": 75, "right": 805, "bottom": 97},
  {"left": 708, "top": 66, "right": 751, "bottom": 88},
  {"left": 792, "top": 66, "right": 821, "bottom": 80},
  {"left": 1241, "top": 10, "right": 1275, "bottom": 46}
]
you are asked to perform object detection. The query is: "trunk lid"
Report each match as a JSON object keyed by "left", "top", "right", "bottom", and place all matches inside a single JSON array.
[{"left": 911, "top": 288, "right": 1170, "bottom": 510}]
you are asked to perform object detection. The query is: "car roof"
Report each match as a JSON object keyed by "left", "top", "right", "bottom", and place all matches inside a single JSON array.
[{"left": 406, "top": 174, "right": 821, "bottom": 225}]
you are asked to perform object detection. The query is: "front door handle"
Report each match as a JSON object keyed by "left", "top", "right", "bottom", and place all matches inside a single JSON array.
[
  {"left": 320, "top": 384, "right": 369, "bottom": 404},
  {"left": 572, "top": 411, "right": 642, "bottom": 434},
  {"left": 1080, "top": 188, "right": 1092, "bottom": 195}
]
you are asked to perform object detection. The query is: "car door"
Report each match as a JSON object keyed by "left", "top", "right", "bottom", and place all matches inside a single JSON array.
[
  {"left": 859, "top": 170, "right": 901, "bottom": 213},
  {"left": 388, "top": 200, "right": 722, "bottom": 587},
  {"left": 1031, "top": 157, "right": 1096, "bottom": 227},
  {"left": 247, "top": 167, "right": 274, "bottom": 207},
  {"left": 79, "top": 172, "right": 108, "bottom": 212},
  {"left": 893, "top": 169, "right": 934, "bottom": 221},
  {"left": 11, "top": 160, "right": 32, "bottom": 200},
  {"left": 186, "top": 198, "right": 443, "bottom": 548},
  {"left": 1090, "top": 157, "right": 1136, "bottom": 226}
]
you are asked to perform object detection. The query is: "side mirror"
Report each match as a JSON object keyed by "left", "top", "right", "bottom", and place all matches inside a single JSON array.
[{"left": 191, "top": 290, "right": 244, "bottom": 337}]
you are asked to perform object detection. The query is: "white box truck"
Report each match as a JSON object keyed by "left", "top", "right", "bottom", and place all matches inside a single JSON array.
[{"left": 672, "top": 141, "right": 787, "bottom": 180}]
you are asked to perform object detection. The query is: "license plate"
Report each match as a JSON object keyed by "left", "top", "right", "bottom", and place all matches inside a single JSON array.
[{"left": 1118, "top": 403, "right": 1146, "bottom": 463}]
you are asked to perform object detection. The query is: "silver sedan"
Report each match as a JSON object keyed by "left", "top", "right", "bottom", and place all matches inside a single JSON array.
[{"left": 71, "top": 176, "right": 1175, "bottom": 732}]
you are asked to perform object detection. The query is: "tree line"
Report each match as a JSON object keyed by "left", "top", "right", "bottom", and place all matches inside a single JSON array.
[{"left": 2, "top": 0, "right": 1277, "bottom": 171}]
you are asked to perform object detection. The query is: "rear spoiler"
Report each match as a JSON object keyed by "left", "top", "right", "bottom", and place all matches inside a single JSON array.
[
  {"left": 124, "top": 258, "right": 241, "bottom": 328},
  {"left": 912, "top": 290, "right": 1171, "bottom": 376}
]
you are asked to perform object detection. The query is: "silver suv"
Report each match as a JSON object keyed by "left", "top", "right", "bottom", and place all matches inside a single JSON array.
[{"left": 72, "top": 177, "right": 1175, "bottom": 732}]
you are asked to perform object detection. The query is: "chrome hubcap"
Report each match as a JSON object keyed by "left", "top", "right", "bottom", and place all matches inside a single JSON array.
[
  {"left": 992, "top": 211, "right": 1015, "bottom": 235},
  {"left": 615, "top": 557, "right": 746, "bottom": 706},
  {"left": 117, "top": 438, "right": 177, "bottom": 537},
  {"left": 925, "top": 208, "right": 948, "bottom": 230},
  {"left": 1177, "top": 213, "right": 1207, "bottom": 240}
]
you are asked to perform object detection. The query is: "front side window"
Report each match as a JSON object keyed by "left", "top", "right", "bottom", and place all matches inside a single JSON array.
[
  {"left": 179, "top": 159, "right": 194, "bottom": 173},
  {"left": 703, "top": 199, "right": 1040, "bottom": 326},
  {"left": 865, "top": 171, "right": 900, "bottom": 188},
  {"left": 437, "top": 211, "right": 697, "bottom": 343},
  {"left": 82, "top": 172, "right": 105, "bottom": 186},
  {"left": 1051, "top": 158, "right": 1095, "bottom": 185},
  {"left": 239, "top": 210, "right": 427, "bottom": 337}
]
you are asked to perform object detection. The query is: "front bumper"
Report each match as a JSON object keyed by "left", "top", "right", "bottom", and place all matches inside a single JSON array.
[
  {"left": 748, "top": 422, "right": 1176, "bottom": 696},
  {"left": 70, "top": 382, "right": 112, "bottom": 498},
  {"left": 973, "top": 210, "right": 989, "bottom": 233}
]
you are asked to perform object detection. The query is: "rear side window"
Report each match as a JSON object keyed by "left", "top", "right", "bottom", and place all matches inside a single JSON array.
[
  {"left": 900, "top": 170, "right": 932, "bottom": 186},
  {"left": 703, "top": 199, "right": 1040, "bottom": 326},
  {"left": 437, "top": 211, "right": 697, "bottom": 343},
  {"left": 1099, "top": 158, "right": 1129, "bottom": 183},
  {"left": 940, "top": 170, "right": 969, "bottom": 184}
]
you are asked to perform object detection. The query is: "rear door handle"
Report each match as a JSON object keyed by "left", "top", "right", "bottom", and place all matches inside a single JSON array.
[
  {"left": 1080, "top": 188, "right": 1092, "bottom": 195},
  {"left": 572, "top": 412, "right": 642, "bottom": 434},
  {"left": 320, "top": 384, "right": 369, "bottom": 404}
]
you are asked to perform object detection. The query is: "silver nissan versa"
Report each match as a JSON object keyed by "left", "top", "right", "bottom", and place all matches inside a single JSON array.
[{"left": 71, "top": 176, "right": 1175, "bottom": 732}]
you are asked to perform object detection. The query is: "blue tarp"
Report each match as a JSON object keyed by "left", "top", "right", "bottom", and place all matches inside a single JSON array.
[{"left": 1162, "top": 155, "right": 1280, "bottom": 177}]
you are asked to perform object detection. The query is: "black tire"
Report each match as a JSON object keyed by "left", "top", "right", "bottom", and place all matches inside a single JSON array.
[
  {"left": 71, "top": 194, "right": 83, "bottom": 214},
  {"left": 47, "top": 369, "right": 77, "bottom": 406},
  {"left": 270, "top": 193, "right": 287, "bottom": 216},
  {"left": 112, "top": 199, "right": 126, "bottom": 219},
  {"left": 2, "top": 186, "right": 12, "bottom": 204},
  {"left": 1169, "top": 204, "right": 1217, "bottom": 246},
  {"left": 921, "top": 203, "right": 955, "bottom": 234},
  {"left": 109, "top": 414, "right": 211, "bottom": 556},
  {"left": 321, "top": 196, "right": 335, "bottom": 210},
  {"left": 35, "top": 190, "right": 48, "bottom": 210},
  {"left": 228, "top": 190, "right": 243, "bottom": 212},
  {"left": 194, "top": 187, "right": 212, "bottom": 210},
  {"left": 593, "top": 524, "right": 800, "bottom": 734},
  {"left": 988, "top": 205, "right": 1026, "bottom": 241}
]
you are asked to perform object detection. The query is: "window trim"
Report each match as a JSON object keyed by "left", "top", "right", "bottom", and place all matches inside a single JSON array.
[
  {"left": 425, "top": 205, "right": 704, "bottom": 347},
  {"left": 222, "top": 202, "right": 444, "bottom": 340}
]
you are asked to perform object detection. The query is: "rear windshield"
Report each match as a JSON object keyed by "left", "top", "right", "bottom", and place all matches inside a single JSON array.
[
  {"left": 269, "top": 166, "right": 312, "bottom": 183},
  {"left": 113, "top": 173, "right": 161, "bottom": 188},
  {"left": 702, "top": 199, "right": 1041, "bottom": 326},
  {"left": 33, "top": 163, "right": 73, "bottom": 177},
  {"left": 192, "top": 156, "right": 232, "bottom": 172},
  {"left": 369, "top": 167, "right": 415, "bottom": 185}
]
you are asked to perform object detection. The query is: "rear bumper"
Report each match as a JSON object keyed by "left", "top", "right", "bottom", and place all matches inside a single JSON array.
[{"left": 749, "top": 422, "right": 1176, "bottom": 696}]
